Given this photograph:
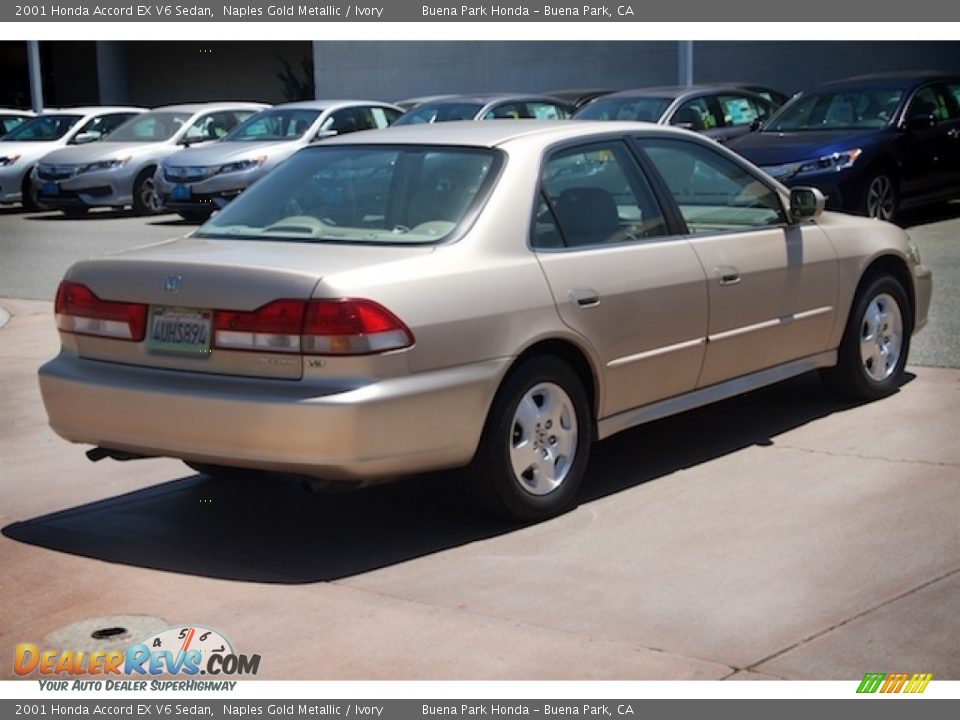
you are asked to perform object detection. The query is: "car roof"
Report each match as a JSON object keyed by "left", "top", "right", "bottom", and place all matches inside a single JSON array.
[
  {"left": 598, "top": 85, "right": 768, "bottom": 100},
  {"left": 38, "top": 106, "right": 144, "bottom": 115},
  {"left": 267, "top": 99, "right": 402, "bottom": 111},
  {"left": 815, "top": 71, "right": 959, "bottom": 90},
  {"left": 149, "top": 102, "right": 270, "bottom": 113},
  {"left": 319, "top": 118, "right": 688, "bottom": 149},
  {"left": 416, "top": 93, "right": 568, "bottom": 105}
]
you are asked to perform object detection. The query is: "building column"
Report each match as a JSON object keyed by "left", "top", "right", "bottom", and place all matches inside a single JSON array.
[
  {"left": 678, "top": 41, "right": 694, "bottom": 87},
  {"left": 27, "top": 41, "right": 43, "bottom": 112},
  {"left": 96, "top": 41, "right": 129, "bottom": 105}
]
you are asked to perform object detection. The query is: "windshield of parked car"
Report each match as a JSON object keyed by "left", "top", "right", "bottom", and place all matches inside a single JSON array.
[
  {"left": 393, "top": 103, "right": 484, "bottom": 125},
  {"left": 765, "top": 87, "right": 904, "bottom": 131},
  {"left": 105, "top": 111, "right": 194, "bottom": 142},
  {"left": 225, "top": 109, "right": 323, "bottom": 142},
  {"left": 575, "top": 97, "right": 672, "bottom": 122},
  {"left": 2, "top": 114, "right": 82, "bottom": 141},
  {"left": 195, "top": 145, "right": 500, "bottom": 244}
]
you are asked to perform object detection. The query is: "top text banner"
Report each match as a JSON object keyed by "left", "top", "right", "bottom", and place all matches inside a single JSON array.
[{"left": 6, "top": 0, "right": 960, "bottom": 22}]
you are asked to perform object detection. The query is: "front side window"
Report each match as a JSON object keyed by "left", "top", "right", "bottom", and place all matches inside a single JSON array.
[
  {"left": 71, "top": 112, "right": 138, "bottom": 143},
  {"left": 670, "top": 97, "right": 719, "bottom": 131},
  {"left": 107, "top": 111, "right": 193, "bottom": 142},
  {"left": 196, "top": 145, "right": 499, "bottom": 245},
  {"left": 182, "top": 110, "right": 252, "bottom": 142},
  {"left": 3, "top": 114, "right": 82, "bottom": 141},
  {"left": 484, "top": 103, "right": 524, "bottom": 120},
  {"left": 535, "top": 141, "right": 668, "bottom": 249},
  {"left": 906, "top": 86, "right": 954, "bottom": 122},
  {"left": 640, "top": 138, "right": 785, "bottom": 234},
  {"left": 526, "top": 102, "right": 569, "bottom": 120}
]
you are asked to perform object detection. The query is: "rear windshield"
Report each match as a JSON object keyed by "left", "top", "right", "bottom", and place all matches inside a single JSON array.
[
  {"left": 196, "top": 145, "right": 501, "bottom": 244},
  {"left": 106, "top": 111, "right": 194, "bottom": 142},
  {"left": 575, "top": 97, "right": 671, "bottom": 122},
  {"left": 766, "top": 88, "right": 904, "bottom": 131},
  {"left": 3, "top": 114, "right": 82, "bottom": 141},
  {"left": 393, "top": 103, "right": 484, "bottom": 125},
  {"left": 225, "top": 108, "right": 323, "bottom": 142}
]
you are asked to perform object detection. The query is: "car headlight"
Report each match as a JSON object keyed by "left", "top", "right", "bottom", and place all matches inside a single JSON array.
[
  {"left": 79, "top": 157, "right": 132, "bottom": 173},
  {"left": 218, "top": 156, "right": 267, "bottom": 174},
  {"left": 0, "top": 155, "right": 21, "bottom": 167},
  {"left": 796, "top": 148, "right": 862, "bottom": 177}
]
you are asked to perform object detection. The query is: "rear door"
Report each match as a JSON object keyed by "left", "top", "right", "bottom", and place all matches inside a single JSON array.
[{"left": 533, "top": 139, "right": 708, "bottom": 418}]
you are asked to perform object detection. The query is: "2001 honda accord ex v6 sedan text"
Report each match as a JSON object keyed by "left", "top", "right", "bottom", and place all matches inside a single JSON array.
[{"left": 38, "top": 121, "right": 932, "bottom": 521}]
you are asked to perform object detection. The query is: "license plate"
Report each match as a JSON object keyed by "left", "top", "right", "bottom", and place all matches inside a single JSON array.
[
  {"left": 42, "top": 182, "right": 59, "bottom": 196},
  {"left": 172, "top": 184, "right": 191, "bottom": 200},
  {"left": 146, "top": 307, "right": 212, "bottom": 354}
]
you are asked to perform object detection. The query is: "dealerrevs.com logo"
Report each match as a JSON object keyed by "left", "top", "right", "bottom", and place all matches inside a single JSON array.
[
  {"left": 857, "top": 673, "right": 933, "bottom": 694},
  {"left": 14, "top": 626, "right": 260, "bottom": 690}
]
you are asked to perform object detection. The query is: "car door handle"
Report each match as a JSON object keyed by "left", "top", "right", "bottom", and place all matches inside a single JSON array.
[
  {"left": 715, "top": 266, "right": 741, "bottom": 286},
  {"left": 569, "top": 288, "right": 600, "bottom": 307}
]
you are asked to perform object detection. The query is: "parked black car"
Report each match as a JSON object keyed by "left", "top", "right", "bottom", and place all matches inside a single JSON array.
[
  {"left": 728, "top": 72, "right": 960, "bottom": 220},
  {"left": 574, "top": 85, "right": 777, "bottom": 144}
]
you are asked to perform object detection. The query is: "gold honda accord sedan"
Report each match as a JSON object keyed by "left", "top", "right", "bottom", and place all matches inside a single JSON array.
[{"left": 39, "top": 121, "right": 932, "bottom": 521}]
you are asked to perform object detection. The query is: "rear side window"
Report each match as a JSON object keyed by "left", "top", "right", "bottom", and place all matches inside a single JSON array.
[
  {"left": 670, "top": 97, "right": 719, "bottom": 131},
  {"left": 535, "top": 141, "right": 668, "bottom": 249},
  {"left": 639, "top": 137, "right": 785, "bottom": 233},
  {"left": 526, "top": 102, "right": 569, "bottom": 120},
  {"left": 717, "top": 94, "right": 766, "bottom": 126}
]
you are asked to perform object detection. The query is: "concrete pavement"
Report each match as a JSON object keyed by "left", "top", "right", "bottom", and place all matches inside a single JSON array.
[{"left": 1, "top": 297, "right": 957, "bottom": 680}]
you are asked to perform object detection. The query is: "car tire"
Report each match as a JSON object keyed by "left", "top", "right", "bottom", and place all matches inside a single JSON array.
[
  {"left": 862, "top": 171, "right": 899, "bottom": 221},
  {"left": 178, "top": 210, "right": 212, "bottom": 223},
  {"left": 820, "top": 274, "right": 912, "bottom": 401},
  {"left": 184, "top": 461, "right": 265, "bottom": 481},
  {"left": 20, "top": 172, "right": 39, "bottom": 212},
  {"left": 132, "top": 169, "right": 162, "bottom": 215},
  {"left": 465, "top": 356, "right": 592, "bottom": 522}
]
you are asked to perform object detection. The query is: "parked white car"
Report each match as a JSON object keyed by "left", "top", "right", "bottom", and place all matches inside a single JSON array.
[
  {"left": 0, "top": 107, "right": 143, "bottom": 210},
  {"left": 155, "top": 100, "right": 402, "bottom": 221},
  {"left": 0, "top": 109, "right": 34, "bottom": 138},
  {"left": 34, "top": 102, "right": 268, "bottom": 217}
]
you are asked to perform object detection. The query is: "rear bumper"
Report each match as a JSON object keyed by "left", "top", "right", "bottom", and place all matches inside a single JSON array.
[{"left": 38, "top": 352, "right": 507, "bottom": 481}]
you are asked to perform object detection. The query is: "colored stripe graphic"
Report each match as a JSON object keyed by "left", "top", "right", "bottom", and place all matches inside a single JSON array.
[{"left": 857, "top": 672, "right": 932, "bottom": 693}]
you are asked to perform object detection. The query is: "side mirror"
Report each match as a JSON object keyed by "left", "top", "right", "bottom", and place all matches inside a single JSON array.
[
  {"left": 71, "top": 131, "right": 100, "bottom": 144},
  {"left": 903, "top": 113, "right": 937, "bottom": 131},
  {"left": 312, "top": 130, "right": 338, "bottom": 142},
  {"left": 789, "top": 186, "right": 826, "bottom": 223},
  {"left": 750, "top": 117, "right": 764, "bottom": 132}
]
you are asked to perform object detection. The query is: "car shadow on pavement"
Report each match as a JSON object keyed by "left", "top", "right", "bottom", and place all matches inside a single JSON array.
[
  {"left": 24, "top": 209, "right": 138, "bottom": 221},
  {"left": 899, "top": 200, "right": 960, "bottom": 228},
  {"left": 3, "top": 371, "right": 914, "bottom": 585}
]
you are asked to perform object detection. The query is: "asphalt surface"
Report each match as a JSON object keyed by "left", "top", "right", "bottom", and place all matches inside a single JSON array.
[{"left": 0, "top": 205, "right": 958, "bottom": 681}]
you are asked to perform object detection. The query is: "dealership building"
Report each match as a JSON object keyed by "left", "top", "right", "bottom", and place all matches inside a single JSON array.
[{"left": 2, "top": 40, "right": 960, "bottom": 109}]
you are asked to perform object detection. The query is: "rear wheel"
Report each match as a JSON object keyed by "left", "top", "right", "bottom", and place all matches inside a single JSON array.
[
  {"left": 862, "top": 171, "right": 898, "bottom": 221},
  {"left": 465, "top": 356, "right": 592, "bottom": 522},
  {"left": 821, "top": 274, "right": 911, "bottom": 401},
  {"left": 132, "top": 168, "right": 162, "bottom": 215}
]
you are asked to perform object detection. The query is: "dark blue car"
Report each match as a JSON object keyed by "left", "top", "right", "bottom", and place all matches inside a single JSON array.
[{"left": 728, "top": 72, "right": 960, "bottom": 221}]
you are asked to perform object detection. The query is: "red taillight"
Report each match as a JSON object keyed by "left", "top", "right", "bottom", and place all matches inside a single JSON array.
[
  {"left": 303, "top": 299, "right": 414, "bottom": 355},
  {"left": 212, "top": 298, "right": 413, "bottom": 356},
  {"left": 54, "top": 281, "right": 147, "bottom": 341}
]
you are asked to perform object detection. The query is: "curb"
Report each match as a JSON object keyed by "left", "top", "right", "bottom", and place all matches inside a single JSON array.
[{"left": 0, "top": 306, "right": 9, "bottom": 330}]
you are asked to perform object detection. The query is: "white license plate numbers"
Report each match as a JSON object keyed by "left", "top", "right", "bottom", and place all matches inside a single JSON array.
[{"left": 147, "top": 307, "right": 212, "bottom": 354}]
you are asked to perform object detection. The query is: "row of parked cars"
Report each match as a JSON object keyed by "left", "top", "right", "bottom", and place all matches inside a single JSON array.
[{"left": 2, "top": 71, "right": 958, "bottom": 225}]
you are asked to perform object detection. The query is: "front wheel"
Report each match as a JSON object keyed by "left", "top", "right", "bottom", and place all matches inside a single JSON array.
[
  {"left": 132, "top": 169, "right": 162, "bottom": 215},
  {"left": 20, "top": 172, "right": 39, "bottom": 212},
  {"left": 863, "top": 172, "right": 899, "bottom": 221},
  {"left": 821, "top": 275, "right": 911, "bottom": 401},
  {"left": 466, "top": 356, "right": 592, "bottom": 522}
]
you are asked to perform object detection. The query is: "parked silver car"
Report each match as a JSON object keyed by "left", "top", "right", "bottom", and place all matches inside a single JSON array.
[
  {"left": 39, "top": 121, "right": 931, "bottom": 521},
  {"left": 34, "top": 102, "right": 268, "bottom": 217},
  {"left": 156, "top": 100, "right": 403, "bottom": 221},
  {"left": 0, "top": 107, "right": 143, "bottom": 210}
]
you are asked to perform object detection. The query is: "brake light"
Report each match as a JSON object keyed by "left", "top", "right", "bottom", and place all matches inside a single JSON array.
[
  {"left": 303, "top": 299, "right": 414, "bottom": 355},
  {"left": 212, "top": 298, "right": 413, "bottom": 356},
  {"left": 54, "top": 281, "right": 147, "bottom": 341}
]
